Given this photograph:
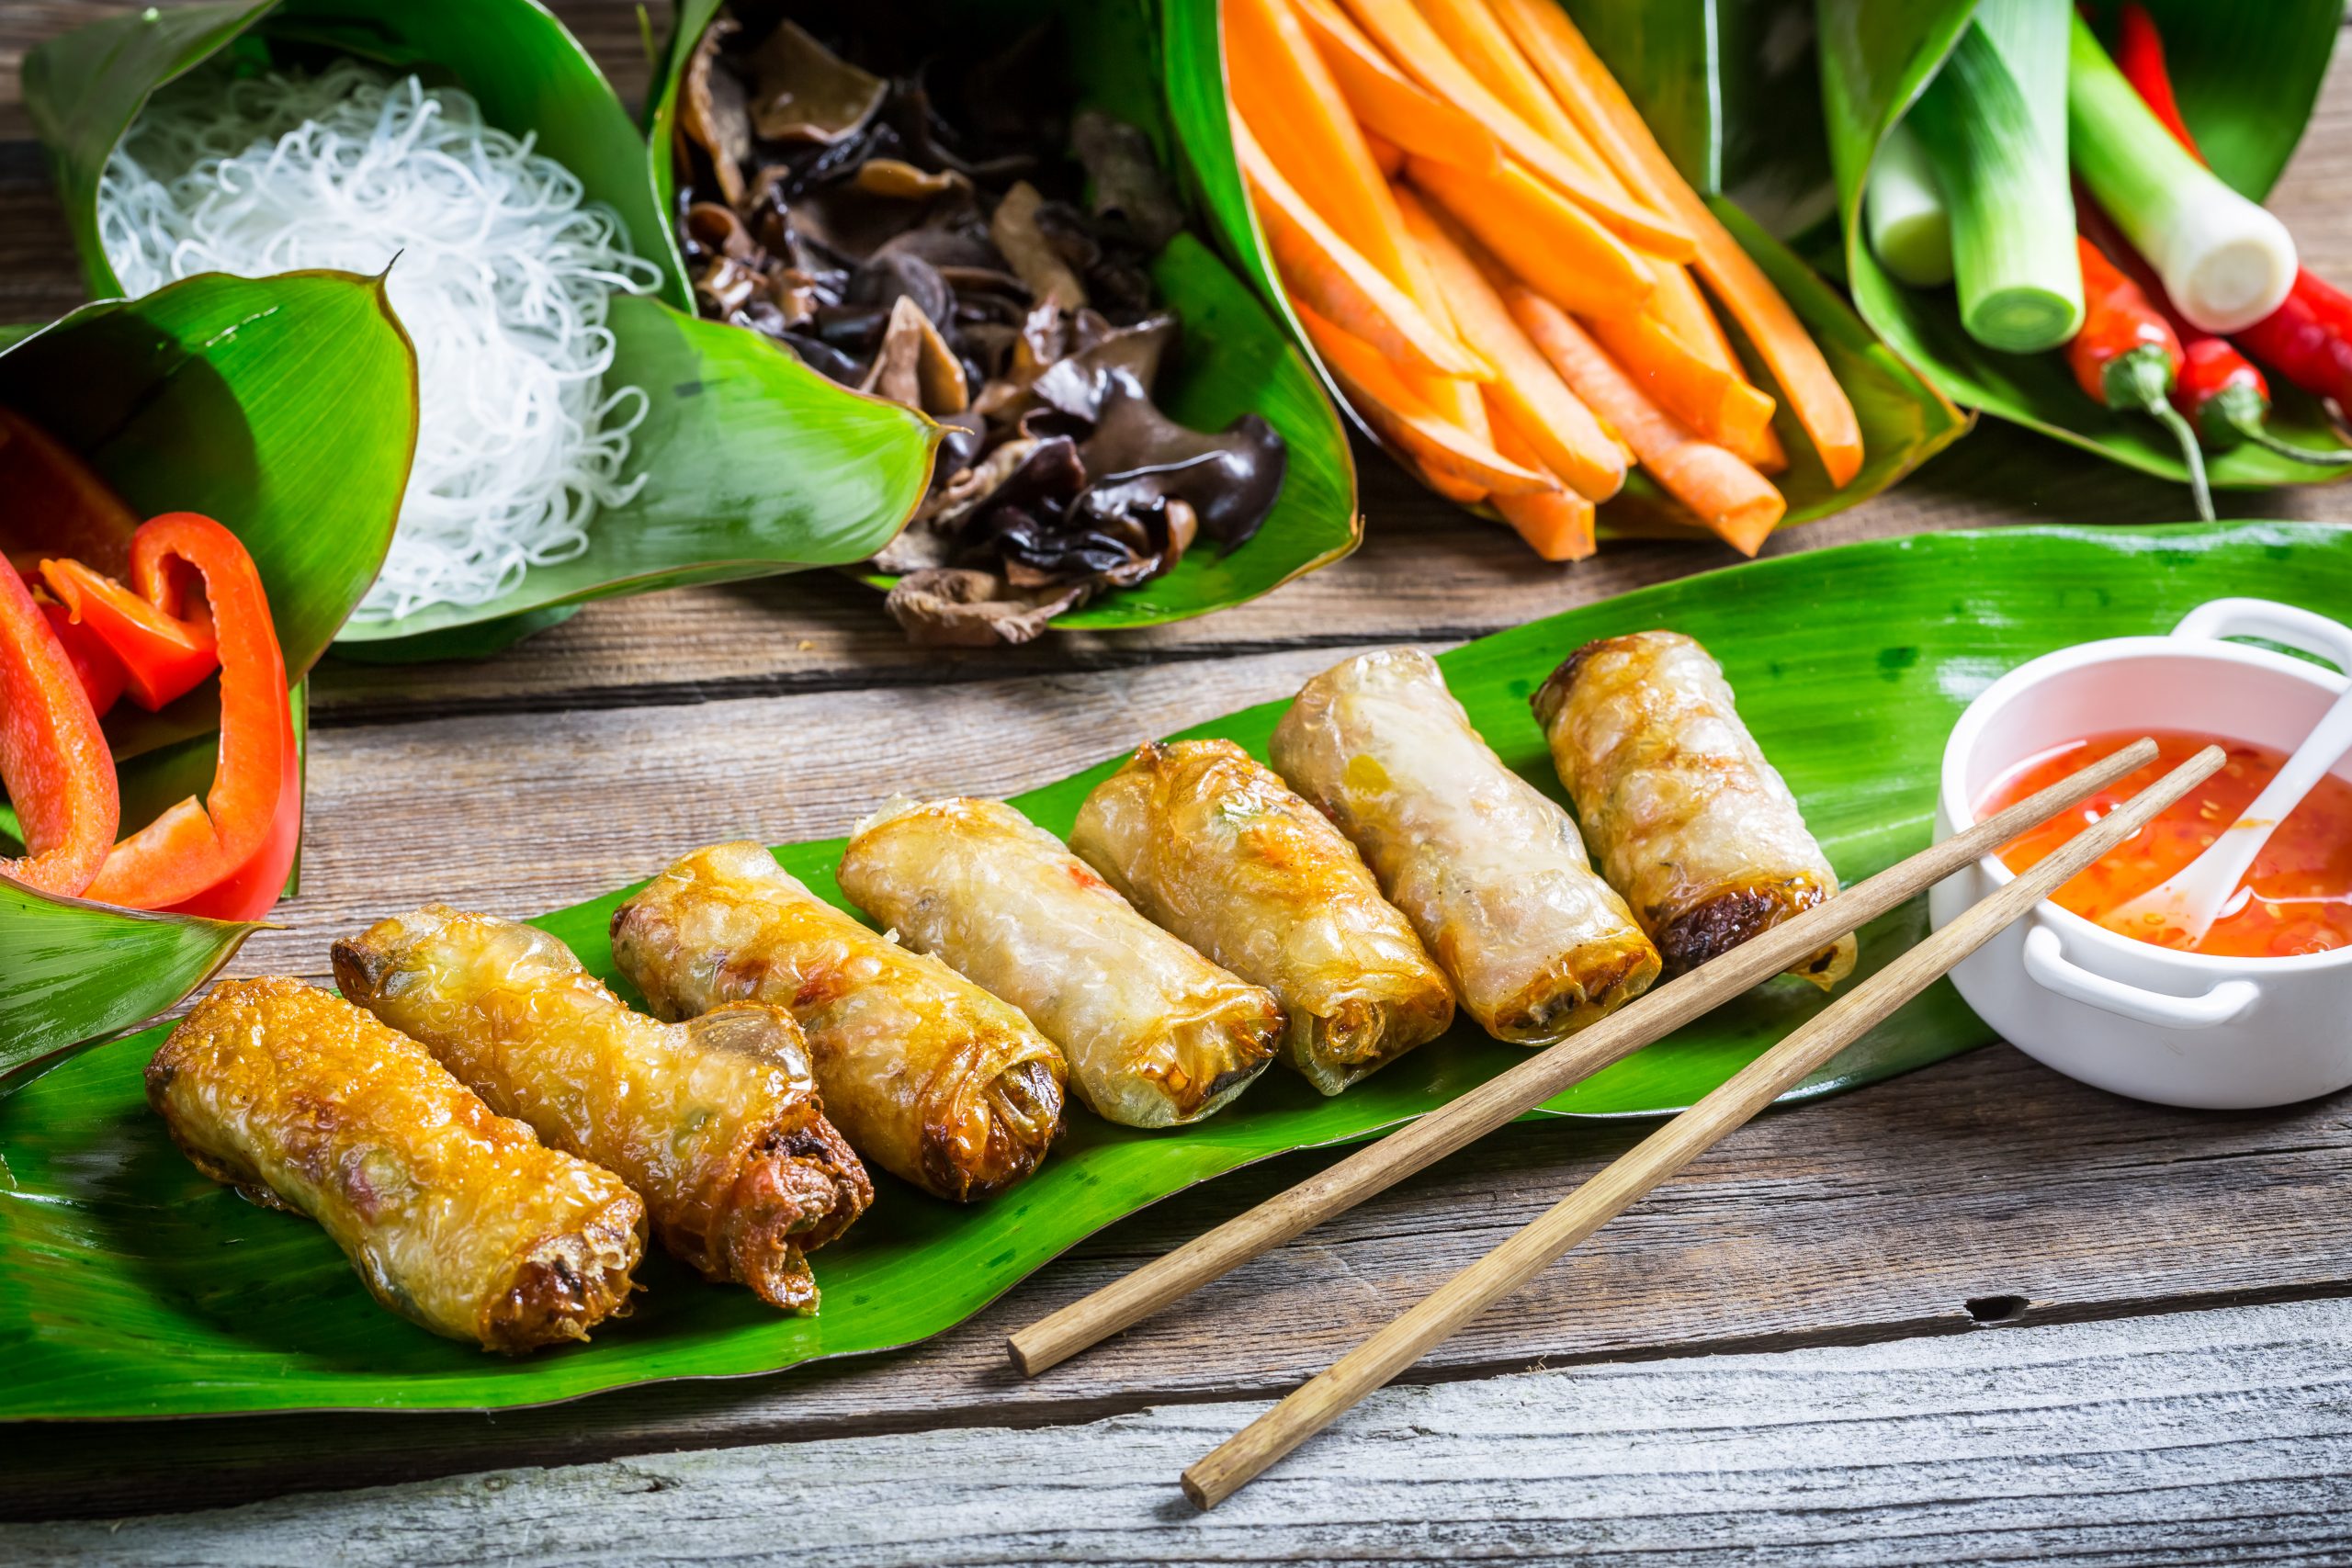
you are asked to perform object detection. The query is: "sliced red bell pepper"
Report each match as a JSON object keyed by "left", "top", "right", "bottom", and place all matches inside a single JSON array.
[
  {"left": 40, "top": 555, "right": 219, "bottom": 711},
  {"left": 82, "top": 513, "right": 296, "bottom": 916},
  {"left": 0, "top": 560, "right": 120, "bottom": 896},
  {"left": 16, "top": 566, "right": 127, "bottom": 717}
]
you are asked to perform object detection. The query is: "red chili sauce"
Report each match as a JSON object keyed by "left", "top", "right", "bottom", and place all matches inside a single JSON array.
[{"left": 1977, "top": 729, "right": 2352, "bottom": 959}]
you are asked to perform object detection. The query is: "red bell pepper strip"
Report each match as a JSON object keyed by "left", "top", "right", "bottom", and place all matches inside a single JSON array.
[
  {"left": 40, "top": 555, "right": 220, "bottom": 711},
  {"left": 16, "top": 568, "right": 128, "bottom": 717},
  {"left": 0, "top": 408, "right": 137, "bottom": 579},
  {"left": 2067, "top": 235, "right": 2212, "bottom": 521},
  {"left": 2115, "top": 3, "right": 2352, "bottom": 414},
  {"left": 0, "top": 560, "right": 120, "bottom": 896},
  {"left": 81, "top": 513, "right": 296, "bottom": 916}
]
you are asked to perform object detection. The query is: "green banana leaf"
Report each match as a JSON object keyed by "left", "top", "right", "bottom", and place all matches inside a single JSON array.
[
  {"left": 5, "top": 519, "right": 2343, "bottom": 1420},
  {"left": 644, "top": 0, "right": 1361, "bottom": 631},
  {"left": 0, "top": 271, "right": 404, "bottom": 1089},
  {"left": 1160, "top": 0, "right": 1968, "bottom": 546},
  {"left": 1821, "top": 0, "right": 2350, "bottom": 491},
  {"left": 23, "top": 0, "right": 938, "bottom": 649}
]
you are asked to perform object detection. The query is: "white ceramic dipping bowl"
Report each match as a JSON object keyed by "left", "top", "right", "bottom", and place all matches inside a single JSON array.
[{"left": 1930, "top": 597, "right": 2352, "bottom": 1110}]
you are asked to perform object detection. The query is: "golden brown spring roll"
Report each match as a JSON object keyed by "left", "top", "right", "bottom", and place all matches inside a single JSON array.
[
  {"left": 1532, "top": 631, "right": 1857, "bottom": 989},
  {"left": 333, "top": 907, "right": 872, "bottom": 1314},
  {"left": 611, "top": 841, "right": 1067, "bottom": 1201},
  {"left": 1069, "top": 739, "right": 1454, "bottom": 1095},
  {"left": 836, "top": 796, "right": 1284, "bottom": 1128},
  {"left": 1269, "top": 648, "right": 1661, "bottom": 1043},
  {"left": 146, "top": 976, "right": 645, "bottom": 1353}
]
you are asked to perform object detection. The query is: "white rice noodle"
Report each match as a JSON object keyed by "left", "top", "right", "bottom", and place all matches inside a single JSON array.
[{"left": 98, "top": 61, "right": 665, "bottom": 621}]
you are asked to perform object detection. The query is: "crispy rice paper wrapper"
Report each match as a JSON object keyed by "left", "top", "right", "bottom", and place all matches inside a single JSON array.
[
  {"left": 146, "top": 977, "right": 646, "bottom": 1353},
  {"left": 1270, "top": 648, "right": 1661, "bottom": 1044},
  {"left": 612, "top": 841, "right": 1068, "bottom": 1202},
  {"left": 836, "top": 796, "right": 1284, "bottom": 1129},
  {"left": 333, "top": 908, "right": 871, "bottom": 1314},
  {"left": 1069, "top": 739, "right": 1454, "bottom": 1095},
  {"left": 1533, "top": 631, "right": 1857, "bottom": 989}
]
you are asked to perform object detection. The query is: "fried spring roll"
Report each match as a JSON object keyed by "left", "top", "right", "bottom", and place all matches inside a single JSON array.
[
  {"left": 1532, "top": 630, "right": 1858, "bottom": 988},
  {"left": 611, "top": 841, "right": 1068, "bottom": 1201},
  {"left": 333, "top": 908, "right": 872, "bottom": 1314},
  {"left": 1270, "top": 648, "right": 1661, "bottom": 1043},
  {"left": 146, "top": 977, "right": 645, "bottom": 1353},
  {"left": 836, "top": 796, "right": 1284, "bottom": 1128},
  {"left": 1069, "top": 739, "right": 1455, "bottom": 1095}
]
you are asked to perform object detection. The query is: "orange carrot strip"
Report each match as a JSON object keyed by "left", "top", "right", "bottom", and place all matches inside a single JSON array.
[
  {"left": 1296, "top": 302, "right": 1550, "bottom": 498},
  {"left": 1508, "top": 287, "right": 1783, "bottom": 555},
  {"left": 1288, "top": 0, "right": 1501, "bottom": 174},
  {"left": 1236, "top": 117, "right": 1488, "bottom": 379},
  {"left": 1487, "top": 417, "right": 1597, "bottom": 560},
  {"left": 1490, "top": 0, "right": 1859, "bottom": 485},
  {"left": 1408, "top": 153, "right": 1653, "bottom": 319},
  {"left": 1397, "top": 189, "right": 1625, "bottom": 502},
  {"left": 1336, "top": 0, "right": 1692, "bottom": 259},
  {"left": 1416, "top": 0, "right": 1593, "bottom": 165},
  {"left": 1585, "top": 310, "right": 1777, "bottom": 459},
  {"left": 1363, "top": 127, "right": 1406, "bottom": 177}
]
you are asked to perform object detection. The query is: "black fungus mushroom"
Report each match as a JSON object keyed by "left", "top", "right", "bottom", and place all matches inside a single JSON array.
[{"left": 673, "top": 1, "right": 1287, "bottom": 646}]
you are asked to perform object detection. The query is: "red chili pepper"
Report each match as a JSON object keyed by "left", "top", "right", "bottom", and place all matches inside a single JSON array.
[
  {"left": 2077, "top": 193, "right": 2352, "bottom": 467},
  {"left": 2115, "top": 3, "right": 2352, "bottom": 416},
  {"left": 0, "top": 560, "right": 120, "bottom": 897},
  {"left": 40, "top": 555, "right": 220, "bottom": 712},
  {"left": 2068, "top": 235, "right": 2212, "bottom": 521},
  {"left": 79, "top": 513, "right": 299, "bottom": 919}
]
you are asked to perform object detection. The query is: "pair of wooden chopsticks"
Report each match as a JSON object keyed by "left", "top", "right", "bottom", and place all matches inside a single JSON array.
[{"left": 1007, "top": 736, "right": 2223, "bottom": 1508}]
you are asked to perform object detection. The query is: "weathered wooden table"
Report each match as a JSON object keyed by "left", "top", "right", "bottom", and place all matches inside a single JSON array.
[{"left": 5, "top": 5, "right": 2352, "bottom": 1562}]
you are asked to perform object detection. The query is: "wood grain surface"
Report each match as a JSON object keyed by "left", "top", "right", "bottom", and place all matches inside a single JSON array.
[
  {"left": 2, "top": 0, "right": 2350, "bottom": 1543},
  {"left": 9, "top": 1296, "right": 2352, "bottom": 1566}
]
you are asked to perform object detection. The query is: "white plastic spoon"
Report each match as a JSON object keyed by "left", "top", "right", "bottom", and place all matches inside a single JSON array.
[{"left": 2102, "top": 635, "right": 2352, "bottom": 949}]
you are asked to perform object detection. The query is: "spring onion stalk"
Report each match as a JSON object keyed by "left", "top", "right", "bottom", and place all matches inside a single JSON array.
[
  {"left": 2067, "top": 13, "right": 2297, "bottom": 334},
  {"left": 1865, "top": 121, "right": 1953, "bottom": 288},
  {"left": 1905, "top": 0, "right": 2082, "bottom": 353}
]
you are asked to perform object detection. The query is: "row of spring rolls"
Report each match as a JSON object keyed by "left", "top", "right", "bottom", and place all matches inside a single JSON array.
[{"left": 147, "top": 628, "right": 1848, "bottom": 1354}]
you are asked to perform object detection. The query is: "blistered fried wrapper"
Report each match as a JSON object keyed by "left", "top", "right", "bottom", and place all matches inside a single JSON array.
[
  {"left": 147, "top": 976, "right": 646, "bottom": 1353},
  {"left": 1533, "top": 631, "right": 1857, "bottom": 989},
  {"left": 837, "top": 796, "right": 1283, "bottom": 1128},
  {"left": 333, "top": 908, "right": 871, "bottom": 1314},
  {"left": 1069, "top": 739, "right": 1454, "bottom": 1095},
  {"left": 612, "top": 841, "right": 1068, "bottom": 1201},
  {"left": 1271, "top": 648, "right": 1661, "bottom": 1043}
]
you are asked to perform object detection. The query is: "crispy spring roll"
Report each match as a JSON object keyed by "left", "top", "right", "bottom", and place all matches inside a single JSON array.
[
  {"left": 836, "top": 796, "right": 1284, "bottom": 1128},
  {"left": 1532, "top": 630, "right": 1858, "bottom": 989},
  {"left": 333, "top": 908, "right": 872, "bottom": 1314},
  {"left": 611, "top": 841, "right": 1068, "bottom": 1202},
  {"left": 1069, "top": 739, "right": 1455, "bottom": 1095},
  {"left": 146, "top": 977, "right": 645, "bottom": 1353},
  {"left": 1270, "top": 648, "right": 1661, "bottom": 1043}
]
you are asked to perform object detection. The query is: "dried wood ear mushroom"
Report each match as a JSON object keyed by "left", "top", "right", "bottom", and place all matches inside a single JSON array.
[{"left": 674, "top": 3, "right": 1285, "bottom": 645}]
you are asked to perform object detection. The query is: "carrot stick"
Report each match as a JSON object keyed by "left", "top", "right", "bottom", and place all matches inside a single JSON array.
[
  {"left": 1287, "top": 0, "right": 1501, "bottom": 175},
  {"left": 1396, "top": 189, "right": 1625, "bottom": 502},
  {"left": 1336, "top": 0, "right": 1693, "bottom": 259},
  {"left": 1363, "top": 127, "right": 1406, "bottom": 178},
  {"left": 1585, "top": 310, "right": 1777, "bottom": 460},
  {"left": 1487, "top": 416, "right": 1597, "bottom": 560},
  {"left": 1414, "top": 0, "right": 1592, "bottom": 167},
  {"left": 1296, "top": 302, "right": 1550, "bottom": 498},
  {"left": 1408, "top": 153, "right": 1653, "bottom": 320},
  {"left": 1508, "top": 286, "right": 1784, "bottom": 555},
  {"left": 1490, "top": 0, "right": 1859, "bottom": 486},
  {"left": 1235, "top": 116, "right": 1488, "bottom": 379}
]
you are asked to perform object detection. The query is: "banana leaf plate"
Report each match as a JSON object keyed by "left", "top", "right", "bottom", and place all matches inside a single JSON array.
[
  {"left": 642, "top": 0, "right": 1363, "bottom": 632},
  {"left": 1820, "top": 0, "right": 2351, "bottom": 492},
  {"left": 4, "top": 520, "right": 2345, "bottom": 1419},
  {"left": 1160, "top": 0, "right": 1971, "bottom": 544}
]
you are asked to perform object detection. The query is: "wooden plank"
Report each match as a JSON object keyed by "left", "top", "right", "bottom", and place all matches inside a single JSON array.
[{"left": 7, "top": 1296, "right": 2352, "bottom": 1563}]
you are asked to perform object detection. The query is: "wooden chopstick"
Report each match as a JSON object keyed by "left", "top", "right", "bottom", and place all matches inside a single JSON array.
[
  {"left": 1179, "top": 741, "right": 2225, "bottom": 1509},
  {"left": 1008, "top": 736, "right": 2164, "bottom": 1378}
]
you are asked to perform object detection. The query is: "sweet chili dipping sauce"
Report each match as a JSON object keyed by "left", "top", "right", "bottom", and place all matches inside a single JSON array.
[{"left": 1979, "top": 729, "right": 2352, "bottom": 959}]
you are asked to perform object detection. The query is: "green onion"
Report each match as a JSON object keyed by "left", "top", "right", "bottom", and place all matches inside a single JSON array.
[
  {"left": 1865, "top": 121, "right": 1953, "bottom": 288},
  {"left": 1905, "top": 0, "right": 2082, "bottom": 353},
  {"left": 2067, "top": 12, "right": 2297, "bottom": 333}
]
